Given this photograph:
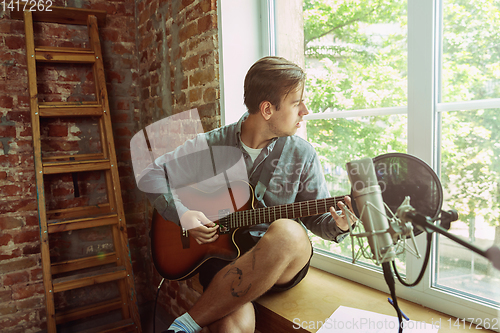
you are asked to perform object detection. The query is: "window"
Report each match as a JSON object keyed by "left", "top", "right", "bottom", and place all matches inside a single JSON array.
[
  {"left": 435, "top": 0, "right": 500, "bottom": 312},
  {"left": 301, "top": 0, "right": 408, "bottom": 273},
  {"left": 272, "top": 0, "right": 500, "bottom": 326}
]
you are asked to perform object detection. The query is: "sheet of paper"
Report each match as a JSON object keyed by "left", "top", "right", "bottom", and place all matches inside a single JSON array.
[{"left": 316, "top": 306, "right": 440, "bottom": 333}]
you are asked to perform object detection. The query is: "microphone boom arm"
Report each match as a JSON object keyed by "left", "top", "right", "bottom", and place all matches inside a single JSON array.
[{"left": 405, "top": 211, "right": 500, "bottom": 271}]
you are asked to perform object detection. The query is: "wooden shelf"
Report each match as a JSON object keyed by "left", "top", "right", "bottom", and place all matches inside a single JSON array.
[
  {"left": 48, "top": 213, "right": 118, "bottom": 233},
  {"left": 52, "top": 266, "right": 127, "bottom": 293}
]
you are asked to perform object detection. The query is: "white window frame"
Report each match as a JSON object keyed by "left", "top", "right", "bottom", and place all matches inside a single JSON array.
[
  {"left": 218, "top": 0, "right": 275, "bottom": 126},
  {"left": 308, "top": 0, "right": 499, "bottom": 327}
]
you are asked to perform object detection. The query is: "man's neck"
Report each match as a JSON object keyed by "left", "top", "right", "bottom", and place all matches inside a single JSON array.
[{"left": 240, "top": 113, "right": 274, "bottom": 149}]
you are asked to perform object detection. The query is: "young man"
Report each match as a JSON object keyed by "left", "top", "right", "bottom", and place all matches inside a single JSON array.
[{"left": 142, "top": 57, "right": 353, "bottom": 333}]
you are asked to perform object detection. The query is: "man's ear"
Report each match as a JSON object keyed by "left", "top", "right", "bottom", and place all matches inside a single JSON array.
[{"left": 259, "top": 101, "right": 273, "bottom": 120}]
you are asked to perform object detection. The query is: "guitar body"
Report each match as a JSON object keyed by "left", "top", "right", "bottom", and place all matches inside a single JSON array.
[{"left": 151, "top": 180, "right": 253, "bottom": 281}]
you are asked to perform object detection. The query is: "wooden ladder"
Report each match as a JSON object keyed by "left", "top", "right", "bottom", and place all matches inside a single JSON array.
[{"left": 12, "top": 6, "right": 142, "bottom": 333}]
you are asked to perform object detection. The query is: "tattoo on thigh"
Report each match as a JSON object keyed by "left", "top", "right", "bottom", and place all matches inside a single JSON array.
[
  {"left": 223, "top": 267, "right": 252, "bottom": 298},
  {"left": 231, "top": 283, "right": 252, "bottom": 298},
  {"left": 223, "top": 267, "right": 242, "bottom": 279}
]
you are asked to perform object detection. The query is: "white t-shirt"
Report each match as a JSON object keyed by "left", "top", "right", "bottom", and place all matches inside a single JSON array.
[{"left": 240, "top": 139, "right": 262, "bottom": 163}]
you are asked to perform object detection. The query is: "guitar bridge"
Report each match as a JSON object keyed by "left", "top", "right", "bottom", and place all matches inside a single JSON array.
[{"left": 181, "top": 228, "right": 190, "bottom": 249}]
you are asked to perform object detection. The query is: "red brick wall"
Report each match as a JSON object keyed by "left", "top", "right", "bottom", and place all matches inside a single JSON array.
[
  {"left": 0, "top": 0, "right": 220, "bottom": 331},
  {"left": 135, "top": 0, "right": 220, "bottom": 322}
]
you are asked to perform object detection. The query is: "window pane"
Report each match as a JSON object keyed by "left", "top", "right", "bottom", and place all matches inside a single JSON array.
[
  {"left": 306, "top": 115, "right": 407, "bottom": 272},
  {"left": 304, "top": 0, "right": 407, "bottom": 113},
  {"left": 436, "top": 108, "right": 500, "bottom": 305},
  {"left": 441, "top": 0, "right": 500, "bottom": 103}
]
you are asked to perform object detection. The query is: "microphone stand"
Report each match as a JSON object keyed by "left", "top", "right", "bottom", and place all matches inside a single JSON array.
[
  {"left": 382, "top": 262, "right": 404, "bottom": 333},
  {"left": 385, "top": 210, "right": 500, "bottom": 333},
  {"left": 406, "top": 211, "right": 500, "bottom": 271}
]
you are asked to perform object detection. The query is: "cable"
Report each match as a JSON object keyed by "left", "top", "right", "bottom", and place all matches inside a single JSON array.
[
  {"left": 153, "top": 278, "right": 166, "bottom": 333},
  {"left": 382, "top": 262, "right": 403, "bottom": 333},
  {"left": 392, "top": 231, "right": 432, "bottom": 287}
]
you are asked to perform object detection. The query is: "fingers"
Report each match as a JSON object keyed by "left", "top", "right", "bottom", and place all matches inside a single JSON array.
[
  {"left": 197, "top": 212, "right": 216, "bottom": 227},
  {"left": 330, "top": 196, "right": 355, "bottom": 232},
  {"left": 344, "top": 195, "right": 353, "bottom": 211},
  {"left": 329, "top": 206, "right": 343, "bottom": 221},
  {"left": 193, "top": 224, "right": 219, "bottom": 244}
]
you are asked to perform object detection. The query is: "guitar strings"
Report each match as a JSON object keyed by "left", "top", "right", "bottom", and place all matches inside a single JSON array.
[{"left": 199, "top": 196, "right": 346, "bottom": 226}]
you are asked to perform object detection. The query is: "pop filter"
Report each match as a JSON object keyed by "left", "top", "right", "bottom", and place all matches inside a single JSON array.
[{"left": 351, "top": 153, "right": 443, "bottom": 236}]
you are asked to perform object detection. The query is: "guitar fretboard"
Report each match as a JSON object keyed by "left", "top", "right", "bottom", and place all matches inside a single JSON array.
[{"left": 221, "top": 196, "right": 345, "bottom": 229}]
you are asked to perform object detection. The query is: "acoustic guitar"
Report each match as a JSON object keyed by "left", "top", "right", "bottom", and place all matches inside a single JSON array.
[{"left": 151, "top": 180, "right": 346, "bottom": 280}]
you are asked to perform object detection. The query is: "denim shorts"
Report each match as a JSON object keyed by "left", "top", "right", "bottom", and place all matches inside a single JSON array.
[{"left": 198, "top": 225, "right": 312, "bottom": 292}]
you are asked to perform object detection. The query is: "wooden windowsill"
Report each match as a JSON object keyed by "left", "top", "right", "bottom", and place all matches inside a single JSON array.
[{"left": 254, "top": 266, "right": 497, "bottom": 333}]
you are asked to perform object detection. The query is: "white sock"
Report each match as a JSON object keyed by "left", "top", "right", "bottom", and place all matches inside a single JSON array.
[{"left": 167, "top": 312, "right": 202, "bottom": 333}]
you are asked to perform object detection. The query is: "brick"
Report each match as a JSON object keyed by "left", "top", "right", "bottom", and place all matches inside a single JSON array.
[
  {"left": 114, "top": 126, "right": 132, "bottom": 137},
  {"left": 30, "top": 267, "right": 42, "bottom": 281},
  {"left": 13, "top": 229, "right": 39, "bottom": 245},
  {"left": 188, "top": 87, "right": 203, "bottom": 103},
  {"left": 0, "top": 288, "right": 12, "bottom": 303},
  {"left": 22, "top": 243, "right": 40, "bottom": 255},
  {"left": 112, "top": 43, "right": 133, "bottom": 55},
  {"left": 0, "top": 215, "right": 23, "bottom": 230},
  {"left": 0, "top": 233, "right": 13, "bottom": 246},
  {"left": 17, "top": 95, "right": 30, "bottom": 108},
  {"left": 25, "top": 215, "right": 38, "bottom": 227},
  {"left": 189, "top": 67, "right": 215, "bottom": 87},
  {"left": 11, "top": 282, "right": 44, "bottom": 300},
  {"left": 0, "top": 184, "right": 23, "bottom": 196},
  {"left": 179, "top": 21, "right": 198, "bottom": 43},
  {"left": 107, "top": 71, "right": 124, "bottom": 83},
  {"left": 4, "top": 36, "right": 25, "bottom": 50},
  {"left": 102, "top": 29, "right": 120, "bottom": 43},
  {"left": 19, "top": 126, "right": 32, "bottom": 137},
  {"left": 0, "top": 20, "right": 10, "bottom": 33},
  {"left": 200, "top": 50, "right": 217, "bottom": 67},
  {"left": 138, "top": 7, "right": 150, "bottom": 26},
  {"left": 0, "top": 96, "right": 14, "bottom": 108},
  {"left": 51, "top": 185, "right": 72, "bottom": 197},
  {"left": 0, "top": 303, "right": 17, "bottom": 316},
  {"left": 0, "top": 257, "right": 37, "bottom": 274},
  {"left": 48, "top": 124, "right": 68, "bottom": 137},
  {"left": 182, "top": 54, "right": 199, "bottom": 71},
  {"left": 181, "top": 0, "right": 195, "bottom": 10},
  {"left": 203, "top": 87, "right": 217, "bottom": 103},
  {"left": 0, "top": 248, "right": 22, "bottom": 261},
  {"left": 3, "top": 271, "right": 30, "bottom": 286},
  {"left": 116, "top": 100, "right": 130, "bottom": 110},
  {"left": 0, "top": 197, "right": 36, "bottom": 214},
  {"left": 198, "top": 14, "right": 216, "bottom": 34}
]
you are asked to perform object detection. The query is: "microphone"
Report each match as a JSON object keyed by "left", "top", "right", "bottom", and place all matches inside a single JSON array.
[{"left": 346, "top": 157, "right": 396, "bottom": 264}]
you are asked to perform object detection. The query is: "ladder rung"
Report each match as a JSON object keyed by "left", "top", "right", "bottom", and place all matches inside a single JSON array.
[
  {"left": 43, "top": 159, "right": 111, "bottom": 174},
  {"left": 52, "top": 253, "right": 117, "bottom": 275},
  {"left": 48, "top": 213, "right": 118, "bottom": 233},
  {"left": 38, "top": 103, "right": 103, "bottom": 117},
  {"left": 55, "top": 298, "right": 122, "bottom": 325},
  {"left": 11, "top": 6, "right": 106, "bottom": 26},
  {"left": 52, "top": 266, "right": 127, "bottom": 293},
  {"left": 47, "top": 203, "right": 111, "bottom": 221},
  {"left": 43, "top": 153, "right": 105, "bottom": 163},
  {"left": 35, "top": 47, "right": 96, "bottom": 63},
  {"left": 78, "top": 318, "right": 136, "bottom": 333}
]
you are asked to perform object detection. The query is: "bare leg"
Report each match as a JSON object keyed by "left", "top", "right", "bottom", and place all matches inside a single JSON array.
[
  {"left": 207, "top": 302, "right": 255, "bottom": 333},
  {"left": 189, "top": 219, "right": 312, "bottom": 328}
]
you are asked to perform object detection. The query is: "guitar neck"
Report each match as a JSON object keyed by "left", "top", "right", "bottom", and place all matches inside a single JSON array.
[{"left": 221, "top": 196, "right": 346, "bottom": 230}]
